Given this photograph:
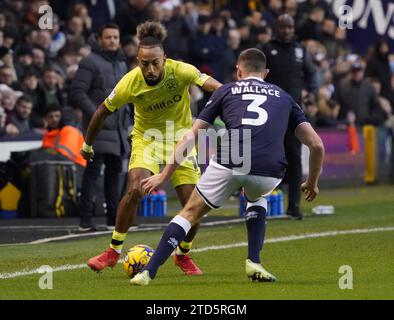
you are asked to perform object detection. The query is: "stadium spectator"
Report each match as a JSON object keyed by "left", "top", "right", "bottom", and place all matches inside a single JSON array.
[
  {"left": 370, "top": 78, "right": 394, "bottom": 130},
  {"left": 0, "top": 83, "right": 21, "bottom": 123},
  {"left": 115, "top": 0, "right": 153, "bottom": 37},
  {"left": 42, "top": 66, "right": 66, "bottom": 108},
  {"left": 121, "top": 36, "right": 138, "bottom": 69},
  {"left": 21, "top": 71, "right": 46, "bottom": 123},
  {"left": 263, "top": 14, "right": 318, "bottom": 220},
  {"left": 48, "top": 14, "right": 67, "bottom": 59},
  {"left": 14, "top": 45, "right": 33, "bottom": 80},
  {"left": 161, "top": 1, "right": 191, "bottom": 61},
  {"left": 42, "top": 104, "right": 86, "bottom": 168},
  {"left": 296, "top": 0, "right": 330, "bottom": 26},
  {"left": 283, "top": 0, "right": 298, "bottom": 18},
  {"left": 366, "top": 39, "right": 394, "bottom": 106},
  {"left": 262, "top": 0, "right": 283, "bottom": 26},
  {"left": 0, "top": 65, "right": 21, "bottom": 91},
  {"left": 254, "top": 25, "right": 273, "bottom": 51},
  {"left": 31, "top": 46, "right": 46, "bottom": 76},
  {"left": 8, "top": 95, "right": 34, "bottom": 135},
  {"left": 70, "top": 23, "right": 132, "bottom": 231},
  {"left": 337, "top": 62, "right": 388, "bottom": 127},
  {"left": 72, "top": 3, "right": 93, "bottom": 34},
  {"left": 183, "top": 0, "right": 199, "bottom": 35},
  {"left": 296, "top": 5, "right": 325, "bottom": 42},
  {"left": 189, "top": 14, "right": 225, "bottom": 81},
  {"left": 66, "top": 15, "right": 87, "bottom": 48}
]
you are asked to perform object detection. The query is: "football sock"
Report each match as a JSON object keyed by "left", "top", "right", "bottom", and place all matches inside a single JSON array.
[
  {"left": 110, "top": 230, "right": 127, "bottom": 254},
  {"left": 244, "top": 197, "right": 267, "bottom": 264},
  {"left": 145, "top": 215, "right": 191, "bottom": 279},
  {"left": 176, "top": 241, "right": 193, "bottom": 255}
]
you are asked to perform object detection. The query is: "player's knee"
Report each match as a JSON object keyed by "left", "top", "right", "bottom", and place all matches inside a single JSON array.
[{"left": 124, "top": 186, "right": 143, "bottom": 204}]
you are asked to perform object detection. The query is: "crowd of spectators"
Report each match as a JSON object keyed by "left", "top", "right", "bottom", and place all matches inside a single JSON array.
[{"left": 0, "top": 0, "right": 393, "bottom": 139}]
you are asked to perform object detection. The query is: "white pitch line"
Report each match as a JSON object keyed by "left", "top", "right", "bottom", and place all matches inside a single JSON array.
[
  {"left": 0, "top": 226, "right": 393, "bottom": 280},
  {"left": 0, "top": 219, "right": 248, "bottom": 246}
]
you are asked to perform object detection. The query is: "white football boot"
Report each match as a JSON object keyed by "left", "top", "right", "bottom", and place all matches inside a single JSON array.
[
  {"left": 130, "top": 270, "right": 152, "bottom": 286},
  {"left": 245, "top": 259, "right": 277, "bottom": 282}
]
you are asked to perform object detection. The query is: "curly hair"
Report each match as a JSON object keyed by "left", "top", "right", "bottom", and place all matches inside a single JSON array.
[{"left": 137, "top": 21, "right": 167, "bottom": 48}]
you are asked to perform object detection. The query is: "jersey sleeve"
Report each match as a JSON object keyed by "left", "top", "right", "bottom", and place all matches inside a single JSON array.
[
  {"left": 179, "top": 62, "right": 210, "bottom": 87},
  {"left": 104, "top": 72, "right": 133, "bottom": 112},
  {"left": 197, "top": 87, "right": 225, "bottom": 125},
  {"left": 288, "top": 97, "right": 308, "bottom": 132}
]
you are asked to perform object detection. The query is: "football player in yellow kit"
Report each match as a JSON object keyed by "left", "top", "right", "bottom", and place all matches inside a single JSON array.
[{"left": 81, "top": 21, "right": 222, "bottom": 275}]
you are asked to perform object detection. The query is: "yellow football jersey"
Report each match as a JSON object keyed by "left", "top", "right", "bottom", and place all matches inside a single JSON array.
[{"left": 104, "top": 59, "right": 210, "bottom": 140}]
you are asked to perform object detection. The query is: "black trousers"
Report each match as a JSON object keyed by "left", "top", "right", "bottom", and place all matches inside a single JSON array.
[
  {"left": 79, "top": 153, "right": 123, "bottom": 227},
  {"left": 283, "top": 128, "right": 302, "bottom": 213}
]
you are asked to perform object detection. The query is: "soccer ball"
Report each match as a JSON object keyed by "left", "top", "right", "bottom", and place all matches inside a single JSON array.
[{"left": 123, "top": 244, "right": 154, "bottom": 278}]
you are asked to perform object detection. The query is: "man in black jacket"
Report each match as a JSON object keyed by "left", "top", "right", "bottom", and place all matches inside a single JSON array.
[
  {"left": 70, "top": 23, "right": 132, "bottom": 231},
  {"left": 263, "top": 15, "right": 318, "bottom": 219}
]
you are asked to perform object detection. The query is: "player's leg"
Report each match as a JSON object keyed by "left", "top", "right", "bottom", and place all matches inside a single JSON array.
[
  {"left": 171, "top": 151, "right": 203, "bottom": 275},
  {"left": 284, "top": 129, "right": 303, "bottom": 219},
  {"left": 173, "top": 184, "right": 203, "bottom": 275},
  {"left": 87, "top": 135, "right": 159, "bottom": 272},
  {"left": 79, "top": 153, "right": 104, "bottom": 231},
  {"left": 131, "top": 190, "right": 210, "bottom": 285},
  {"left": 103, "top": 154, "right": 123, "bottom": 229},
  {"left": 243, "top": 176, "right": 281, "bottom": 282},
  {"left": 131, "top": 160, "right": 235, "bottom": 285},
  {"left": 87, "top": 168, "right": 152, "bottom": 272}
]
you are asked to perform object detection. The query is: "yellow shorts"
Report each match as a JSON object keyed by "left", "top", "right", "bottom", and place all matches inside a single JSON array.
[{"left": 129, "top": 134, "right": 200, "bottom": 188}]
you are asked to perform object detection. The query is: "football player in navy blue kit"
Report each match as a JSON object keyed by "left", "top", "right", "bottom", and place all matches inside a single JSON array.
[{"left": 131, "top": 48, "right": 325, "bottom": 286}]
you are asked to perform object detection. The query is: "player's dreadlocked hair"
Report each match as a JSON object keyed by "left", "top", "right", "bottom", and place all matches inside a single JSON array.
[{"left": 137, "top": 21, "right": 167, "bottom": 49}]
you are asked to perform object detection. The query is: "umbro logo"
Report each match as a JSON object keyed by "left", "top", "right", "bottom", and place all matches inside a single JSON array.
[
  {"left": 167, "top": 237, "right": 178, "bottom": 249},
  {"left": 136, "top": 94, "right": 145, "bottom": 100}
]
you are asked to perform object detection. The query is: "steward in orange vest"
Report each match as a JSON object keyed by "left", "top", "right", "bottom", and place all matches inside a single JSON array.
[{"left": 42, "top": 105, "right": 86, "bottom": 168}]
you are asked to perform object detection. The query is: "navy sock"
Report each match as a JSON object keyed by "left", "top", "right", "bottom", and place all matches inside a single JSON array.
[
  {"left": 244, "top": 200, "right": 267, "bottom": 264},
  {"left": 145, "top": 216, "right": 191, "bottom": 279}
]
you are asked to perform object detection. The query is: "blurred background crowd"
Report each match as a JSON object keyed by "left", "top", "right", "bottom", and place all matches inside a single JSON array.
[{"left": 0, "top": 0, "right": 393, "bottom": 137}]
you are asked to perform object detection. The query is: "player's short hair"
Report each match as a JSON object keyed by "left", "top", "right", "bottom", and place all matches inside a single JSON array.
[
  {"left": 98, "top": 23, "right": 120, "bottom": 38},
  {"left": 137, "top": 21, "right": 167, "bottom": 49},
  {"left": 238, "top": 48, "right": 267, "bottom": 72}
]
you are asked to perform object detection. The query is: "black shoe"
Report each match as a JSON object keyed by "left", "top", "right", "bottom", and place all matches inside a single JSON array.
[
  {"left": 77, "top": 226, "right": 98, "bottom": 232},
  {"left": 287, "top": 210, "right": 304, "bottom": 220},
  {"left": 106, "top": 216, "right": 116, "bottom": 230}
]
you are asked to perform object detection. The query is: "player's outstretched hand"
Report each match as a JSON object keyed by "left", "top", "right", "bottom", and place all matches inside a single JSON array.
[
  {"left": 301, "top": 181, "right": 319, "bottom": 202},
  {"left": 141, "top": 174, "right": 166, "bottom": 194}
]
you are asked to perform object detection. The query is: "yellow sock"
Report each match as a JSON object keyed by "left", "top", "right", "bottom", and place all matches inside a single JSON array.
[
  {"left": 110, "top": 230, "right": 127, "bottom": 254},
  {"left": 176, "top": 241, "right": 193, "bottom": 255}
]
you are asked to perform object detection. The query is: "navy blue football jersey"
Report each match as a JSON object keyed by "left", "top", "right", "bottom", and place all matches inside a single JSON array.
[{"left": 198, "top": 77, "right": 308, "bottom": 178}]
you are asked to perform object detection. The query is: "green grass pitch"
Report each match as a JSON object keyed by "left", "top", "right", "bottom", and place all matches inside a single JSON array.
[{"left": 0, "top": 185, "right": 393, "bottom": 300}]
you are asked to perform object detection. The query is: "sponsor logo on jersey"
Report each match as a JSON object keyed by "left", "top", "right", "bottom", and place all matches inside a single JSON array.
[
  {"left": 165, "top": 78, "right": 178, "bottom": 92},
  {"left": 144, "top": 94, "right": 182, "bottom": 112}
]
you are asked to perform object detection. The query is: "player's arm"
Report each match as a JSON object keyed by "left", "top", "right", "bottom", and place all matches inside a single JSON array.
[
  {"left": 141, "top": 119, "right": 210, "bottom": 194},
  {"left": 81, "top": 103, "right": 113, "bottom": 161},
  {"left": 295, "top": 122, "right": 325, "bottom": 201},
  {"left": 81, "top": 72, "right": 132, "bottom": 161},
  {"left": 200, "top": 77, "right": 222, "bottom": 92}
]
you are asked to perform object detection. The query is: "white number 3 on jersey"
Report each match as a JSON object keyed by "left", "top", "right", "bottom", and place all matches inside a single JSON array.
[{"left": 241, "top": 94, "right": 268, "bottom": 126}]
